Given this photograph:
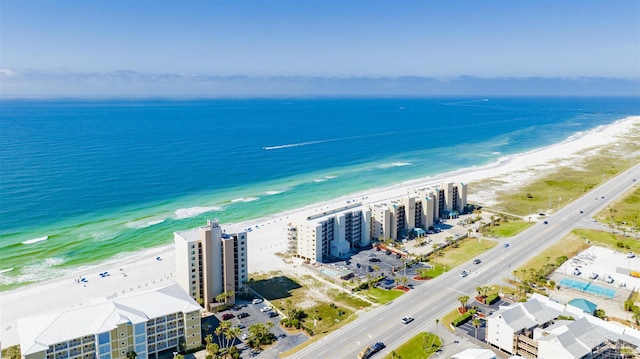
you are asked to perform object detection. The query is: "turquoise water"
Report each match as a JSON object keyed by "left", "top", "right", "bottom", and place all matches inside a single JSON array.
[
  {"left": 558, "top": 278, "right": 616, "bottom": 298},
  {"left": 1, "top": 97, "right": 638, "bottom": 290}
]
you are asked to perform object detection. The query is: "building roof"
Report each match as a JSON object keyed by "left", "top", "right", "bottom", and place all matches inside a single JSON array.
[
  {"left": 568, "top": 298, "right": 598, "bottom": 314},
  {"left": 452, "top": 348, "right": 496, "bottom": 359},
  {"left": 18, "top": 284, "right": 201, "bottom": 355},
  {"left": 175, "top": 227, "right": 200, "bottom": 242}
]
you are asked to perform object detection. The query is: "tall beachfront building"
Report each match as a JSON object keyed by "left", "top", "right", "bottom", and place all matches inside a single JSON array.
[
  {"left": 370, "top": 182, "right": 467, "bottom": 241},
  {"left": 174, "top": 220, "right": 247, "bottom": 309},
  {"left": 290, "top": 203, "right": 371, "bottom": 263},
  {"left": 18, "top": 284, "right": 202, "bottom": 359}
]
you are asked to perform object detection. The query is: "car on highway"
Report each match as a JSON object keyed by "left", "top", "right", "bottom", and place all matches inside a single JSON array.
[
  {"left": 459, "top": 270, "right": 468, "bottom": 278},
  {"left": 543, "top": 220, "right": 548, "bottom": 224},
  {"left": 260, "top": 306, "right": 272, "bottom": 312},
  {"left": 503, "top": 243, "right": 510, "bottom": 248},
  {"left": 579, "top": 210, "right": 584, "bottom": 214},
  {"left": 252, "top": 298, "right": 263, "bottom": 304},
  {"left": 358, "top": 342, "right": 385, "bottom": 359},
  {"left": 473, "top": 258, "right": 481, "bottom": 265},
  {"left": 401, "top": 316, "right": 414, "bottom": 324}
]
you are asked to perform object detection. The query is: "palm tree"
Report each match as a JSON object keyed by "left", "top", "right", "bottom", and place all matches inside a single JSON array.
[
  {"left": 372, "top": 265, "right": 381, "bottom": 278},
  {"left": 472, "top": 318, "right": 481, "bottom": 339},
  {"left": 430, "top": 318, "right": 440, "bottom": 348},
  {"left": 458, "top": 295, "right": 469, "bottom": 312}
]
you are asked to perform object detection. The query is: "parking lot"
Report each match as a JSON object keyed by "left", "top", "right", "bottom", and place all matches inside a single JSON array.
[
  {"left": 207, "top": 299, "right": 309, "bottom": 358},
  {"left": 317, "top": 246, "right": 430, "bottom": 289},
  {"left": 456, "top": 297, "right": 511, "bottom": 342}
]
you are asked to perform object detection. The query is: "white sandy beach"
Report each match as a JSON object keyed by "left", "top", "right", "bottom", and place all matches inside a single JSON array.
[{"left": 1, "top": 116, "right": 639, "bottom": 347}]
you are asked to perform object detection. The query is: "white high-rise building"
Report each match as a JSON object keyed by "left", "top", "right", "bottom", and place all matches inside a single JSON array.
[
  {"left": 291, "top": 204, "right": 371, "bottom": 263},
  {"left": 174, "top": 220, "right": 247, "bottom": 309}
]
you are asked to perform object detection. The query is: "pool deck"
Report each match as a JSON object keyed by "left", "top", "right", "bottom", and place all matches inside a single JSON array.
[{"left": 547, "top": 245, "right": 640, "bottom": 321}]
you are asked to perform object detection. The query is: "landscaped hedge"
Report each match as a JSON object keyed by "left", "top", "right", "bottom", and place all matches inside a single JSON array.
[
  {"left": 485, "top": 294, "right": 500, "bottom": 305},
  {"left": 452, "top": 311, "right": 473, "bottom": 327}
]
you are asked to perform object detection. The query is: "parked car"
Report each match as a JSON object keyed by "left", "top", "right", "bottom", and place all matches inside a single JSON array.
[
  {"left": 222, "top": 313, "right": 235, "bottom": 320},
  {"left": 260, "top": 306, "right": 272, "bottom": 312},
  {"left": 252, "top": 298, "right": 263, "bottom": 304},
  {"left": 368, "top": 258, "right": 381, "bottom": 262},
  {"left": 237, "top": 312, "right": 249, "bottom": 319},
  {"left": 385, "top": 249, "right": 392, "bottom": 255},
  {"left": 401, "top": 316, "right": 414, "bottom": 324},
  {"left": 268, "top": 311, "right": 279, "bottom": 318}
]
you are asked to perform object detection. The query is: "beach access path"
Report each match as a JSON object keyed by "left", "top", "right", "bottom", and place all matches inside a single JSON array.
[{"left": 1, "top": 116, "right": 638, "bottom": 347}]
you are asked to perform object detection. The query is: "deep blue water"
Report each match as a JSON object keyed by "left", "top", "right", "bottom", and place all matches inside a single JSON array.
[{"left": 0, "top": 97, "right": 638, "bottom": 289}]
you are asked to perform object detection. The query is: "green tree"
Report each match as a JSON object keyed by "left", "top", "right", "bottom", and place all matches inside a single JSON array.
[
  {"left": 458, "top": 295, "right": 470, "bottom": 311},
  {"left": 2, "top": 346, "right": 21, "bottom": 359}
]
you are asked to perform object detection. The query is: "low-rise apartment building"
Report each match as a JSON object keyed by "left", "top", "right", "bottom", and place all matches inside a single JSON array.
[
  {"left": 486, "top": 294, "right": 640, "bottom": 358},
  {"left": 18, "top": 284, "right": 202, "bottom": 359}
]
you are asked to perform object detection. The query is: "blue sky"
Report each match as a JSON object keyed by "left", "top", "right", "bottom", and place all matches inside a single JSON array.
[{"left": 1, "top": 0, "right": 639, "bottom": 96}]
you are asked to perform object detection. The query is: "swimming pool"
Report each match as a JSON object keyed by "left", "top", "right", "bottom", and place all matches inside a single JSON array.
[
  {"left": 320, "top": 268, "right": 338, "bottom": 277},
  {"left": 559, "top": 278, "right": 616, "bottom": 298}
]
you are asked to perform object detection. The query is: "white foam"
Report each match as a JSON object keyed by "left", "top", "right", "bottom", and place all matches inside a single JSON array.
[
  {"left": 0, "top": 267, "right": 14, "bottom": 274},
  {"left": 313, "top": 178, "right": 328, "bottom": 183},
  {"left": 324, "top": 175, "right": 338, "bottom": 179},
  {"left": 125, "top": 218, "right": 166, "bottom": 229},
  {"left": 231, "top": 197, "right": 260, "bottom": 203},
  {"left": 377, "top": 162, "right": 412, "bottom": 169},
  {"left": 264, "top": 189, "right": 288, "bottom": 195},
  {"left": 0, "top": 257, "right": 66, "bottom": 286},
  {"left": 21, "top": 236, "right": 48, "bottom": 245},
  {"left": 173, "top": 206, "right": 223, "bottom": 220},
  {"left": 90, "top": 230, "right": 117, "bottom": 242}
]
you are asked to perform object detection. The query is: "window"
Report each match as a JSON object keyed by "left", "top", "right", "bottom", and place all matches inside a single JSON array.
[{"left": 97, "top": 332, "right": 110, "bottom": 345}]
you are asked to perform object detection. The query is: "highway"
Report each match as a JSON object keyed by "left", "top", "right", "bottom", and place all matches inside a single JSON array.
[{"left": 287, "top": 163, "right": 640, "bottom": 359}]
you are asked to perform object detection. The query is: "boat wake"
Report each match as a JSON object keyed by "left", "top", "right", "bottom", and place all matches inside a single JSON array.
[{"left": 263, "top": 132, "right": 397, "bottom": 150}]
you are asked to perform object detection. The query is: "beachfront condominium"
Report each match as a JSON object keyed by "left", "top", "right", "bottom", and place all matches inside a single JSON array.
[
  {"left": 370, "top": 182, "right": 467, "bottom": 241},
  {"left": 18, "top": 284, "right": 202, "bottom": 359},
  {"left": 291, "top": 203, "right": 371, "bottom": 262},
  {"left": 174, "top": 220, "right": 247, "bottom": 309}
]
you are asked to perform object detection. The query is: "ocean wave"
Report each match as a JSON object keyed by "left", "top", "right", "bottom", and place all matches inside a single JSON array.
[
  {"left": 491, "top": 151, "right": 502, "bottom": 155},
  {"left": 21, "top": 236, "right": 48, "bottom": 245},
  {"left": 173, "top": 206, "right": 224, "bottom": 220},
  {"left": 313, "top": 178, "right": 328, "bottom": 183},
  {"left": 263, "top": 189, "right": 288, "bottom": 195},
  {"left": 324, "top": 175, "right": 338, "bottom": 179},
  {"left": 231, "top": 197, "right": 260, "bottom": 203},
  {"left": 377, "top": 162, "right": 412, "bottom": 169},
  {"left": 90, "top": 230, "right": 118, "bottom": 242},
  {"left": 0, "top": 257, "right": 66, "bottom": 286},
  {"left": 0, "top": 267, "right": 14, "bottom": 274},
  {"left": 125, "top": 218, "right": 166, "bottom": 229}
]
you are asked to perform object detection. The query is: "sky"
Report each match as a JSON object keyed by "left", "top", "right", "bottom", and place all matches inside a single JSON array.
[{"left": 1, "top": 0, "right": 639, "bottom": 96}]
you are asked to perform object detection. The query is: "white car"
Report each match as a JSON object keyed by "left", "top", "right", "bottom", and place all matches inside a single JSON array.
[
  {"left": 260, "top": 306, "right": 272, "bottom": 312},
  {"left": 459, "top": 270, "right": 468, "bottom": 278},
  {"left": 252, "top": 298, "right": 263, "bottom": 304},
  {"left": 401, "top": 316, "right": 414, "bottom": 324}
]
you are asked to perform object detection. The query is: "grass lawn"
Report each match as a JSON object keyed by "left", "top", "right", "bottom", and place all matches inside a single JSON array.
[
  {"left": 431, "top": 236, "right": 496, "bottom": 269},
  {"left": 481, "top": 220, "right": 532, "bottom": 238},
  {"left": 471, "top": 128, "right": 640, "bottom": 217},
  {"left": 573, "top": 229, "right": 640, "bottom": 253},
  {"left": 360, "top": 287, "right": 405, "bottom": 304},
  {"left": 383, "top": 332, "right": 441, "bottom": 359},
  {"left": 594, "top": 186, "right": 640, "bottom": 235},
  {"left": 441, "top": 309, "right": 460, "bottom": 332}
]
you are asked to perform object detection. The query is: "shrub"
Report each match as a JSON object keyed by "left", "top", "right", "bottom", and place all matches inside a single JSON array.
[
  {"left": 485, "top": 294, "right": 500, "bottom": 305},
  {"left": 452, "top": 312, "right": 473, "bottom": 327}
]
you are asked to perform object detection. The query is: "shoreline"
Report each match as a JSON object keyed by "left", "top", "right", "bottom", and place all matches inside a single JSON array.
[{"left": 1, "top": 115, "right": 639, "bottom": 347}]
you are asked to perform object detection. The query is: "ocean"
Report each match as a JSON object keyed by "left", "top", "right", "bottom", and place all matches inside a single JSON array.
[{"left": 0, "top": 97, "right": 638, "bottom": 290}]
